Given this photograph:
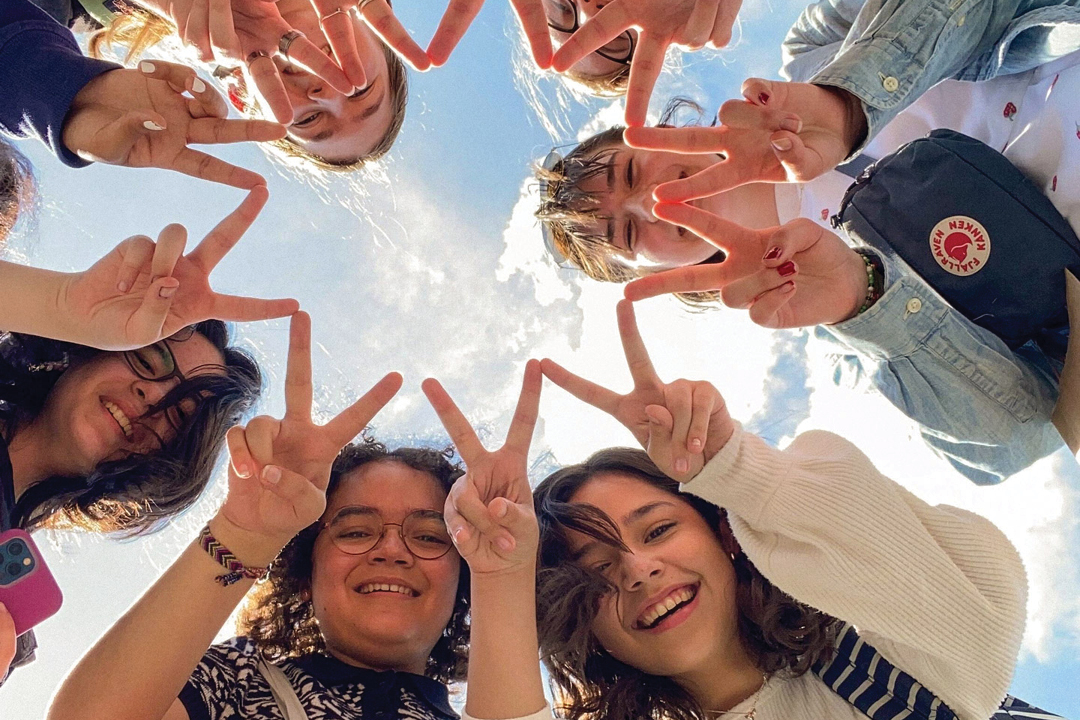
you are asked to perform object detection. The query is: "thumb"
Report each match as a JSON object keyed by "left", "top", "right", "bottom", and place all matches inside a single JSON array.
[
  {"left": 645, "top": 404, "right": 677, "bottom": 472},
  {"left": 490, "top": 497, "right": 536, "bottom": 540},
  {"left": 80, "top": 110, "right": 168, "bottom": 164},
  {"left": 767, "top": 130, "right": 823, "bottom": 182},
  {"left": 0, "top": 603, "right": 16, "bottom": 673},
  {"left": 126, "top": 276, "right": 179, "bottom": 346}
]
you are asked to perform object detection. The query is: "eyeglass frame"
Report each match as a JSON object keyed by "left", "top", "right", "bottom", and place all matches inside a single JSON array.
[
  {"left": 319, "top": 507, "right": 456, "bottom": 561},
  {"left": 543, "top": 0, "right": 636, "bottom": 65},
  {"left": 120, "top": 327, "right": 203, "bottom": 443}
]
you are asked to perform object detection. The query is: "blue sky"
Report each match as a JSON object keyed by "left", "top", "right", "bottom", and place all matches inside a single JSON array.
[{"left": 3, "top": 0, "right": 1079, "bottom": 716}]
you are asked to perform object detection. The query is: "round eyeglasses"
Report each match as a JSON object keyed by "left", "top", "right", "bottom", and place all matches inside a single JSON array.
[
  {"left": 543, "top": 0, "right": 636, "bottom": 65},
  {"left": 321, "top": 508, "right": 455, "bottom": 560}
]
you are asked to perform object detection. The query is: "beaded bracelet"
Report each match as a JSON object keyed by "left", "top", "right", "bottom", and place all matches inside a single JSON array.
[
  {"left": 199, "top": 525, "right": 269, "bottom": 587},
  {"left": 855, "top": 250, "right": 883, "bottom": 315}
]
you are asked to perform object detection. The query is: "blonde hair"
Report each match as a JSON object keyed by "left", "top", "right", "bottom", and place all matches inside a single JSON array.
[{"left": 88, "top": 5, "right": 409, "bottom": 171}]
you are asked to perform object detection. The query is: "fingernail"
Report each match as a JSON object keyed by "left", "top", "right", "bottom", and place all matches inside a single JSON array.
[
  {"left": 771, "top": 137, "right": 792, "bottom": 151},
  {"left": 778, "top": 261, "right": 796, "bottom": 277},
  {"left": 781, "top": 281, "right": 795, "bottom": 293},
  {"left": 143, "top": 120, "right": 165, "bottom": 131},
  {"left": 494, "top": 502, "right": 508, "bottom": 518},
  {"left": 191, "top": 78, "right": 207, "bottom": 94},
  {"left": 117, "top": 280, "right": 130, "bottom": 293},
  {"left": 236, "top": 464, "right": 250, "bottom": 478},
  {"left": 139, "top": 61, "right": 156, "bottom": 74},
  {"left": 159, "top": 285, "right": 177, "bottom": 298},
  {"left": 497, "top": 536, "right": 515, "bottom": 552},
  {"left": 0, "top": 602, "right": 8, "bottom": 615},
  {"left": 757, "top": 92, "right": 770, "bottom": 105},
  {"left": 449, "top": 522, "right": 465, "bottom": 542},
  {"left": 763, "top": 246, "right": 782, "bottom": 261},
  {"left": 779, "top": 117, "right": 801, "bottom": 133},
  {"left": 263, "top": 466, "right": 281, "bottom": 484},
  {"left": 675, "top": 458, "right": 688, "bottom": 474},
  {"left": 689, "top": 437, "right": 703, "bottom": 452}
]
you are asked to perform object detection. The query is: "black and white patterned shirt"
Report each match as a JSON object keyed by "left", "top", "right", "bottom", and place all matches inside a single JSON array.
[{"left": 179, "top": 637, "right": 459, "bottom": 720}]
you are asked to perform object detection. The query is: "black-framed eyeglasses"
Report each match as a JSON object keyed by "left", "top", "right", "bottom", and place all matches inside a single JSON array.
[
  {"left": 543, "top": 0, "right": 636, "bottom": 65},
  {"left": 321, "top": 507, "right": 454, "bottom": 560},
  {"left": 122, "top": 327, "right": 198, "bottom": 440}
]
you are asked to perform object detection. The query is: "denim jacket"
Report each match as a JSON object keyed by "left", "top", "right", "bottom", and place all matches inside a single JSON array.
[
  {"left": 816, "top": 251, "right": 1065, "bottom": 485},
  {"left": 781, "top": 0, "right": 1080, "bottom": 154}
]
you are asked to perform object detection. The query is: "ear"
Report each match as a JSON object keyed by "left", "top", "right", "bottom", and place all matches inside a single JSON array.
[{"left": 717, "top": 514, "right": 742, "bottom": 558}]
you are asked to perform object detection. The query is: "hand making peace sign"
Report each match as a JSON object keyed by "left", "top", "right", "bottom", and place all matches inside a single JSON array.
[
  {"left": 422, "top": 360, "right": 542, "bottom": 576},
  {"left": 624, "top": 207, "right": 869, "bottom": 328},
  {"left": 63, "top": 61, "right": 285, "bottom": 189},
  {"left": 56, "top": 186, "right": 299, "bottom": 350},
  {"left": 220, "top": 312, "right": 403, "bottom": 552},
  {"left": 623, "top": 79, "right": 865, "bottom": 200},
  {"left": 542, "top": 301, "right": 734, "bottom": 482}
]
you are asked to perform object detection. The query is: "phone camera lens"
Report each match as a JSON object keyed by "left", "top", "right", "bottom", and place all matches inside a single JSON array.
[
  {"left": 7, "top": 541, "right": 24, "bottom": 556},
  {"left": 6, "top": 562, "right": 19, "bottom": 576}
]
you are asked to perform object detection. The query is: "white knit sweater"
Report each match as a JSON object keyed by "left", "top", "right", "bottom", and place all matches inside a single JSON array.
[{"left": 467, "top": 427, "right": 1027, "bottom": 720}]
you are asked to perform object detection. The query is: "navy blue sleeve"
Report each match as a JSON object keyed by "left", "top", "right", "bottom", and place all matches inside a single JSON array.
[{"left": 0, "top": 0, "right": 121, "bottom": 167}]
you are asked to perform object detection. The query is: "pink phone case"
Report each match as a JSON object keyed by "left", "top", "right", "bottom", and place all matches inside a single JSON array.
[{"left": 0, "top": 529, "right": 63, "bottom": 636}]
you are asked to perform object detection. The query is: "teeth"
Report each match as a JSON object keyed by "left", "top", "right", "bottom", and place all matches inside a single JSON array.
[
  {"left": 639, "top": 586, "right": 696, "bottom": 629},
  {"left": 358, "top": 583, "right": 415, "bottom": 597},
  {"left": 103, "top": 401, "right": 133, "bottom": 439}
]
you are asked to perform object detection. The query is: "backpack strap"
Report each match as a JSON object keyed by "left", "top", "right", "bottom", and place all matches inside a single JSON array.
[
  {"left": 835, "top": 154, "right": 878, "bottom": 180},
  {"left": 813, "top": 625, "right": 1064, "bottom": 720},
  {"left": 256, "top": 658, "right": 310, "bottom": 720}
]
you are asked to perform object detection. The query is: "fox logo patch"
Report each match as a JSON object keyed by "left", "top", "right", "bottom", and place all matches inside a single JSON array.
[{"left": 929, "top": 216, "right": 990, "bottom": 276}]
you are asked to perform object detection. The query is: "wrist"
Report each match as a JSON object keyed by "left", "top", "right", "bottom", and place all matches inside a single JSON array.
[
  {"left": 207, "top": 513, "right": 288, "bottom": 569},
  {"left": 817, "top": 84, "right": 868, "bottom": 157},
  {"left": 469, "top": 561, "right": 537, "bottom": 589}
]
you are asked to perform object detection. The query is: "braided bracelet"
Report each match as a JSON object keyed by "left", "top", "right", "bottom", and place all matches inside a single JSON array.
[
  {"left": 199, "top": 525, "right": 269, "bottom": 587},
  {"left": 855, "top": 250, "right": 883, "bottom": 315}
]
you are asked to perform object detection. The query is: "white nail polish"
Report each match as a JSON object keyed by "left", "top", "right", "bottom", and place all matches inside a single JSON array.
[
  {"left": 139, "top": 61, "right": 156, "bottom": 74},
  {"left": 143, "top": 120, "right": 165, "bottom": 131},
  {"left": 191, "top": 78, "right": 207, "bottom": 94}
]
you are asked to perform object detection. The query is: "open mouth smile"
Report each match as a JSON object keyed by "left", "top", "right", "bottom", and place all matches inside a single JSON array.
[
  {"left": 102, "top": 400, "right": 134, "bottom": 440},
  {"left": 635, "top": 583, "right": 699, "bottom": 630},
  {"left": 355, "top": 582, "right": 419, "bottom": 597}
]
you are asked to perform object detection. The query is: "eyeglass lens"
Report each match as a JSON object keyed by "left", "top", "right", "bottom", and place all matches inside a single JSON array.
[
  {"left": 543, "top": 0, "right": 634, "bottom": 62},
  {"left": 327, "top": 510, "right": 454, "bottom": 559}
]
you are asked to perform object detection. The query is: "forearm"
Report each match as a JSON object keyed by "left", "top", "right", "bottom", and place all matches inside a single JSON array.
[
  {"left": 464, "top": 566, "right": 548, "bottom": 720},
  {"left": 47, "top": 515, "right": 284, "bottom": 720}
]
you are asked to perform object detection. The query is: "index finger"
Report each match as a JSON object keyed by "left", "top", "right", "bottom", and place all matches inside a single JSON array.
[
  {"left": 652, "top": 202, "right": 757, "bottom": 254},
  {"left": 188, "top": 117, "right": 287, "bottom": 145},
  {"left": 623, "top": 125, "right": 727, "bottom": 154},
  {"left": 152, "top": 223, "right": 188, "bottom": 279},
  {"left": 509, "top": 0, "right": 553, "bottom": 68},
  {"left": 551, "top": 2, "right": 632, "bottom": 72},
  {"left": 623, "top": 32, "right": 667, "bottom": 127},
  {"left": 653, "top": 161, "right": 751, "bottom": 202},
  {"left": 188, "top": 185, "right": 269, "bottom": 272},
  {"left": 624, "top": 263, "right": 739, "bottom": 300},
  {"left": 247, "top": 55, "right": 293, "bottom": 125},
  {"left": 539, "top": 358, "right": 622, "bottom": 417},
  {"left": 362, "top": 0, "right": 432, "bottom": 71},
  {"left": 615, "top": 300, "right": 660, "bottom": 388},
  {"left": 426, "top": 0, "right": 484, "bottom": 67},
  {"left": 504, "top": 359, "right": 542, "bottom": 453},
  {"left": 324, "top": 372, "right": 404, "bottom": 446},
  {"left": 422, "top": 378, "right": 487, "bottom": 463},
  {"left": 284, "top": 311, "right": 313, "bottom": 421},
  {"left": 285, "top": 35, "right": 354, "bottom": 94},
  {"left": 172, "top": 148, "right": 267, "bottom": 189}
]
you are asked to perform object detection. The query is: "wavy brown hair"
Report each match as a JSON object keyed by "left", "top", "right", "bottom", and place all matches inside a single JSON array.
[
  {"left": 0, "top": 139, "right": 36, "bottom": 243},
  {"left": 87, "top": 4, "right": 408, "bottom": 171},
  {"left": 535, "top": 101, "right": 723, "bottom": 310},
  {"left": 236, "top": 440, "right": 471, "bottom": 683},
  {"left": 533, "top": 448, "right": 840, "bottom": 720}
]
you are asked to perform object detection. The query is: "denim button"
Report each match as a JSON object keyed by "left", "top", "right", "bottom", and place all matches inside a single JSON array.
[
  {"left": 906, "top": 298, "right": 922, "bottom": 313},
  {"left": 882, "top": 76, "right": 899, "bottom": 92}
]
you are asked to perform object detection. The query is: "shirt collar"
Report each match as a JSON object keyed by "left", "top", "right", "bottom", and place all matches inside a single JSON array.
[{"left": 292, "top": 652, "right": 459, "bottom": 718}]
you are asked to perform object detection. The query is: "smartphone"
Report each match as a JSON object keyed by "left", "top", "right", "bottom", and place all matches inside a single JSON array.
[{"left": 0, "top": 529, "right": 62, "bottom": 636}]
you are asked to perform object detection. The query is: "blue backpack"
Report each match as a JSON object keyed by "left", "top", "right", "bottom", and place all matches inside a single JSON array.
[
  {"left": 813, "top": 623, "right": 1066, "bottom": 720},
  {"left": 833, "top": 129, "right": 1080, "bottom": 361}
]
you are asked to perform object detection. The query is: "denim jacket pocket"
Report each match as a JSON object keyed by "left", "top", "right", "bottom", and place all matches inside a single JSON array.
[{"left": 922, "top": 311, "right": 1038, "bottom": 423}]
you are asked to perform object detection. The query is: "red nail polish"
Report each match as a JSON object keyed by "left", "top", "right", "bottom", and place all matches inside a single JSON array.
[
  {"left": 778, "top": 261, "right": 796, "bottom": 277},
  {"left": 758, "top": 92, "right": 770, "bottom": 105},
  {"left": 763, "top": 247, "right": 782, "bottom": 261}
]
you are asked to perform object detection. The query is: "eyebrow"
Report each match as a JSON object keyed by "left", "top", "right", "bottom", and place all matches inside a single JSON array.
[
  {"left": 570, "top": 501, "right": 677, "bottom": 561},
  {"left": 304, "top": 82, "right": 387, "bottom": 144},
  {"left": 328, "top": 505, "right": 444, "bottom": 525}
]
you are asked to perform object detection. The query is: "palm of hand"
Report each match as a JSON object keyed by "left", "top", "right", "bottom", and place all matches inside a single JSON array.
[{"left": 66, "top": 70, "right": 201, "bottom": 169}]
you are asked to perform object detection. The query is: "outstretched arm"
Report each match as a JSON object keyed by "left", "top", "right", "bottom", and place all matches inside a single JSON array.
[{"left": 47, "top": 313, "right": 402, "bottom": 720}]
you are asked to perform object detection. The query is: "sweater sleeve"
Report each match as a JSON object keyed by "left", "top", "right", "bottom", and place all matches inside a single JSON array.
[
  {"left": 680, "top": 426, "right": 1027, "bottom": 720},
  {"left": 0, "top": 0, "right": 121, "bottom": 167}
]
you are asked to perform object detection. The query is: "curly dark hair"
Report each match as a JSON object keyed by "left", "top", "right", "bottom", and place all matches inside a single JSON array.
[
  {"left": 236, "top": 440, "right": 471, "bottom": 683},
  {"left": 0, "top": 138, "right": 35, "bottom": 243},
  {"left": 533, "top": 448, "right": 841, "bottom": 720},
  {"left": 1, "top": 322, "right": 261, "bottom": 535},
  {"left": 535, "top": 99, "right": 724, "bottom": 310}
]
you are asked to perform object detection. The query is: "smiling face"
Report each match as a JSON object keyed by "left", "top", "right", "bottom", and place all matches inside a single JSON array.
[
  {"left": 273, "top": 0, "right": 397, "bottom": 164},
  {"left": 33, "top": 333, "right": 225, "bottom": 475},
  {"left": 310, "top": 460, "right": 461, "bottom": 673},
  {"left": 567, "top": 472, "right": 743, "bottom": 679}
]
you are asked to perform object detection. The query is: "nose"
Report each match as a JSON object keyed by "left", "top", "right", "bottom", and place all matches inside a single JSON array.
[
  {"left": 367, "top": 527, "right": 414, "bottom": 566},
  {"left": 617, "top": 550, "right": 663, "bottom": 592},
  {"left": 625, "top": 183, "right": 660, "bottom": 223},
  {"left": 131, "top": 377, "right": 172, "bottom": 412}
]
